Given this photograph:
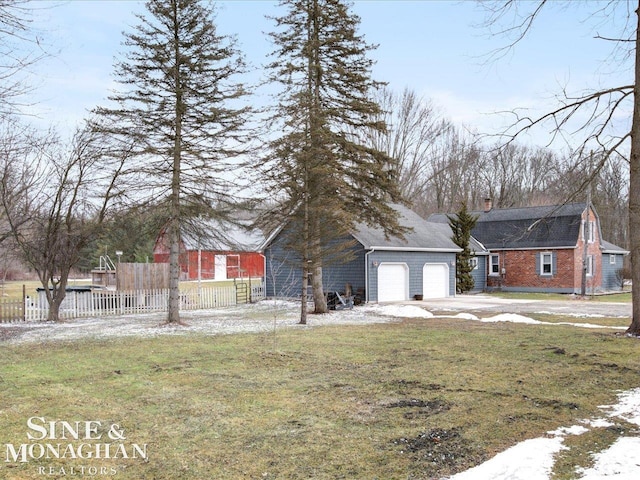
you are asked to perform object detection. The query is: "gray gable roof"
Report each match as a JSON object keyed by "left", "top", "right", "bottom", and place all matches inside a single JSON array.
[
  {"left": 181, "top": 220, "right": 265, "bottom": 252},
  {"left": 430, "top": 203, "right": 587, "bottom": 250},
  {"left": 352, "top": 204, "right": 461, "bottom": 252},
  {"left": 601, "top": 240, "right": 630, "bottom": 254}
]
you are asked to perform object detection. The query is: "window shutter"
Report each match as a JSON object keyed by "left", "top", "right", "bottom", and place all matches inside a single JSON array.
[
  {"left": 536, "top": 253, "right": 541, "bottom": 275},
  {"left": 552, "top": 252, "right": 557, "bottom": 275}
]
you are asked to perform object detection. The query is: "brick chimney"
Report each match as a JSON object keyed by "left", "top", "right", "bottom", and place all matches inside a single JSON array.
[{"left": 484, "top": 198, "right": 493, "bottom": 212}]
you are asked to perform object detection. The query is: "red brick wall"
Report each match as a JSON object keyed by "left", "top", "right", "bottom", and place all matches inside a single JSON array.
[{"left": 486, "top": 249, "right": 577, "bottom": 290}]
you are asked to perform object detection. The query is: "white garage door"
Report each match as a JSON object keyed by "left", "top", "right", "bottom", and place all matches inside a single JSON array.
[
  {"left": 423, "top": 263, "right": 449, "bottom": 299},
  {"left": 378, "top": 263, "right": 408, "bottom": 302}
]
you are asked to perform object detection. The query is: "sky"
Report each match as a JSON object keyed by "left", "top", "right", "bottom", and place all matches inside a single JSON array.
[{"left": 21, "top": 0, "right": 633, "bottom": 148}]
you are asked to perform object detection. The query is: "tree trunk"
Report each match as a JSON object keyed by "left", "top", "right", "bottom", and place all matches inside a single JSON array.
[
  {"left": 167, "top": 17, "right": 183, "bottom": 325},
  {"left": 47, "top": 286, "right": 67, "bottom": 322},
  {"left": 627, "top": 1, "right": 640, "bottom": 335},
  {"left": 167, "top": 218, "right": 181, "bottom": 324},
  {"left": 47, "top": 290, "right": 66, "bottom": 323},
  {"left": 300, "top": 265, "right": 308, "bottom": 325},
  {"left": 312, "top": 264, "right": 327, "bottom": 313}
]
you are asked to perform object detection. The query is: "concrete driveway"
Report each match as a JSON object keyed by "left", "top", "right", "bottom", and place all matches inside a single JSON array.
[{"left": 411, "top": 294, "right": 632, "bottom": 318}]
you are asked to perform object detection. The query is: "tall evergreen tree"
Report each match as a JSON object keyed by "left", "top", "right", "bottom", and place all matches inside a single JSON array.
[
  {"left": 262, "top": 0, "right": 406, "bottom": 323},
  {"left": 447, "top": 203, "right": 477, "bottom": 294},
  {"left": 93, "top": 0, "right": 251, "bottom": 323}
]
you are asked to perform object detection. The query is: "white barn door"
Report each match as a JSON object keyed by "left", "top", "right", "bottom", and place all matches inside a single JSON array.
[{"left": 215, "top": 255, "right": 227, "bottom": 280}]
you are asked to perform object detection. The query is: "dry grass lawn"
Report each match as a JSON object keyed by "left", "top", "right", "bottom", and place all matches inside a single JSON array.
[{"left": 1, "top": 315, "right": 639, "bottom": 479}]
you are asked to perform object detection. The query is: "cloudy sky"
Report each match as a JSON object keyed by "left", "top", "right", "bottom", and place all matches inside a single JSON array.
[{"left": 24, "top": 0, "right": 632, "bottom": 147}]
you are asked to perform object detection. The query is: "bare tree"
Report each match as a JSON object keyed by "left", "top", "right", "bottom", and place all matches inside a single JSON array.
[
  {"left": 366, "top": 87, "right": 452, "bottom": 203},
  {"left": 0, "top": 0, "right": 46, "bottom": 116},
  {"left": 0, "top": 118, "right": 124, "bottom": 321},
  {"left": 479, "top": 1, "right": 640, "bottom": 333}
]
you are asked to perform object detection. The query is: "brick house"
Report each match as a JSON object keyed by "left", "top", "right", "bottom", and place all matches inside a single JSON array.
[
  {"left": 430, "top": 201, "right": 628, "bottom": 294},
  {"left": 153, "top": 221, "right": 264, "bottom": 281}
]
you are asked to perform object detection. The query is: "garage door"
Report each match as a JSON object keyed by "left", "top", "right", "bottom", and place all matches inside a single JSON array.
[
  {"left": 423, "top": 263, "right": 449, "bottom": 299},
  {"left": 378, "top": 263, "right": 408, "bottom": 302}
]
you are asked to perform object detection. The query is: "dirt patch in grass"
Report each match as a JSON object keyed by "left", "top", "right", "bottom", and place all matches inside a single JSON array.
[
  {"left": 385, "top": 398, "right": 452, "bottom": 419},
  {"left": 392, "top": 427, "right": 488, "bottom": 478}
]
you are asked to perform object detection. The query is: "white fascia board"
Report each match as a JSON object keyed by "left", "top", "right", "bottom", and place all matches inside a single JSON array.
[{"left": 368, "top": 246, "right": 463, "bottom": 253}]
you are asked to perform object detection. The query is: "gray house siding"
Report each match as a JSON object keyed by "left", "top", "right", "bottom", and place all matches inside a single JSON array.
[
  {"left": 367, "top": 250, "right": 456, "bottom": 302},
  {"left": 264, "top": 230, "right": 366, "bottom": 298},
  {"left": 470, "top": 255, "right": 487, "bottom": 292},
  {"left": 601, "top": 253, "right": 625, "bottom": 291}
]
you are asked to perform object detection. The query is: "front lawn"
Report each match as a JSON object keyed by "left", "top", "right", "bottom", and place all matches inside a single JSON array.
[{"left": 1, "top": 317, "right": 639, "bottom": 479}]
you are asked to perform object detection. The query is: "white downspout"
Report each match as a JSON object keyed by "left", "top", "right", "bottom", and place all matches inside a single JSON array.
[{"left": 365, "top": 248, "right": 375, "bottom": 303}]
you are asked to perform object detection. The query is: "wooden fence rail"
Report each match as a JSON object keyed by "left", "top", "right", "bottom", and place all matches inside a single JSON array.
[{"left": 0, "top": 283, "right": 264, "bottom": 323}]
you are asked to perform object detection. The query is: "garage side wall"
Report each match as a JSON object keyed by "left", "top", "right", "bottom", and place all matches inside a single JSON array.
[
  {"left": 264, "top": 230, "right": 366, "bottom": 299},
  {"left": 368, "top": 251, "right": 456, "bottom": 302}
]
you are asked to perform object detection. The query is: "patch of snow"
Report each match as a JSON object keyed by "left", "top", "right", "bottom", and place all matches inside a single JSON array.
[
  {"left": 555, "top": 321, "right": 627, "bottom": 330},
  {"left": 374, "top": 304, "right": 434, "bottom": 318},
  {"left": 577, "top": 437, "right": 640, "bottom": 480},
  {"left": 435, "top": 312, "right": 480, "bottom": 321},
  {"left": 537, "top": 310, "right": 606, "bottom": 318},
  {"left": 583, "top": 418, "right": 615, "bottom": 429},
  {"left": 447, "top": 388, "right": 640, "bottom": 480},
  {"left": 480, "top": 313, "right": 543, "bottom": 324},
  {"left": 547, "top": 425, "right": 589, "bottom": 437},
  {"left": 599, "top": 388, "right": 640, "bottom": 426},
  {"left": 448, "top": 312, "right": 627, "bottom": 330},
  {"left": 448, "top": 437, "right": 567, "bottom": 480}
]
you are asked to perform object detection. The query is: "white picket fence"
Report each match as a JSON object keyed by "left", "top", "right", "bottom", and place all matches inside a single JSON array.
[{"left": 24, "top": 284, "right": 265, "bottom": 321}]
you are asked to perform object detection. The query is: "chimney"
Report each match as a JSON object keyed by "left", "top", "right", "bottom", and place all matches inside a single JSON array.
[{"left": 484, "top": 198, "right": 492, "bottom": 212}]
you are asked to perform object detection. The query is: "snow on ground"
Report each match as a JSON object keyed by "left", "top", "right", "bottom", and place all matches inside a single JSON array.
[
  {"left": 2, "top": 300, "right": 638, "bottom": 479},
  {"left": 0, "top": 301, "right": 406, "bottom": 344},
  {"left": 448, "top": 436, "right": 568, "bottom": 480},
  {"left": 477, "top": 313, "right": 627, "bottom": 330},
  {"left": 448, "top": 388, "right": 640, "bottom": 480},
  {"left": 577, "top": 437, "right": 640, "bottom": 480}
]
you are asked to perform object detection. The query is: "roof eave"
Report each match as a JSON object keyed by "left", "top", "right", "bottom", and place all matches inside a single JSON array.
[{"left": 368, "top": 246, "right": 462, "bottom": 253}]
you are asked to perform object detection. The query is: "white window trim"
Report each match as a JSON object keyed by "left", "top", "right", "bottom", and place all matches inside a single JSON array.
[
  {"left": 586, "top": 255, "right": 594, "bottom": 277},
  {"left": 541, "top": 252, "right": 553, "bottom": 276},
  {"left": 610, "top": 254, "right": 616, "bottom": 265},
  {"left": 489, "top": 254, "right": 500, "bottom": 276},
  {"left": 470, "top": 257, "right": 478, "bottom": 270}
]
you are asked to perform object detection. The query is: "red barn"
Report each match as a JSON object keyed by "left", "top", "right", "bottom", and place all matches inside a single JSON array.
[{"left": 153, "top": 221, "right": 264, "bottom": 281}]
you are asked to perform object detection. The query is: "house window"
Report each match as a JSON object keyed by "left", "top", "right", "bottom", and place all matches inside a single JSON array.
[
  {"left": 583, "top": 220, "right": 596, "bottom": 243},
  {"left": 541, "top": 253, "right": 553, "bottom": 276},
  {"left": 610, "top": 254, "right": 616, "bottom": 265},
  {"left": 489, "top": 254, "right": 500, "bottom": 275},
  {"left": 470, "top": 257, "right": 478, "bottom": 270},
  {"left": 586, "top": 255, "right": 594, "bottom": 277}
]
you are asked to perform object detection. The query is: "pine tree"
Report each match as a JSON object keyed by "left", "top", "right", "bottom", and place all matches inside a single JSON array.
[
  {"left": 447, "top": 203, "right": 478, "bottom": 294},
  {"left": 93, "top": 0, "right": 251, "bottom": 323},
  {"left": 262, "top": 0, "right": 406, "bottom": 323}
]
